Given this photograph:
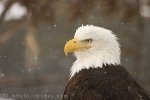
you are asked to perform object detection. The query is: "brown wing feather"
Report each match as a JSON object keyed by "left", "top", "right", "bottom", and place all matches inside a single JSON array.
[{"left": 62, "top": 65, "right": 150, "bottom": 100}]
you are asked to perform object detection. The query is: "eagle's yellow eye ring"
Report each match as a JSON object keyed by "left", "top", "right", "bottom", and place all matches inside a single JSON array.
[{"left": 83, "top": 38, "right": 93, "bottom": 43}]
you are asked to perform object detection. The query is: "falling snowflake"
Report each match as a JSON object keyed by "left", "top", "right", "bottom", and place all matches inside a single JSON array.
[{"left": 0, "top": 73, "right": 5, "bottom": 77}]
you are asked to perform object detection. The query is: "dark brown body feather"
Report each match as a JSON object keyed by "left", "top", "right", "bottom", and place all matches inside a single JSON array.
[{"left": 63, "top": 64, "right": 150, "bottom": 100}]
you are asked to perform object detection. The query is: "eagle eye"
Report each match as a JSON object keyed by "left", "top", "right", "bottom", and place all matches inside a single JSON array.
[{"left": 82, "top": 38, "right": 93, "bottom": 43}]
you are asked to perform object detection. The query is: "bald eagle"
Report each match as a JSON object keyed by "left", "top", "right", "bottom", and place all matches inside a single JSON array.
[{"left": 63, "top": 25, "right": 150, "bottom": 100}]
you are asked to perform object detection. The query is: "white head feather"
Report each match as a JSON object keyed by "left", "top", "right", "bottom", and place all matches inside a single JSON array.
[{"left": 70, "top": 25, "right": 121, "bottom": 77}]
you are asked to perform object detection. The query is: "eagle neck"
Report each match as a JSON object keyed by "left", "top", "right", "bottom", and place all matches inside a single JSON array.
[{"left": 70, "top": 51, "right": 120, "bottom": 78}]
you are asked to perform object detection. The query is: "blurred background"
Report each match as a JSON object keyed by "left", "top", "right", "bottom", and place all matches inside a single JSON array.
[{"left": 0, "top": 0, "right": 150, "bottom": 100}]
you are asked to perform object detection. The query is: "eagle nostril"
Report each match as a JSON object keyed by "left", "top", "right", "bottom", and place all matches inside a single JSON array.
[{"left": 74, "top": 41, "right": 76, "bottom": 43}]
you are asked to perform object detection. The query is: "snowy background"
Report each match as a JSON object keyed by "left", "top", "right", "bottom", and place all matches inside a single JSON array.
[{"left": 0, "top": 0, "right": 150, "bottom": 100}]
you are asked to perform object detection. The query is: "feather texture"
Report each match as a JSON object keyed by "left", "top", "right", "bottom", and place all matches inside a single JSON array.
[{"left": 63, "top": 64, "right": 150, "bottom": 100}]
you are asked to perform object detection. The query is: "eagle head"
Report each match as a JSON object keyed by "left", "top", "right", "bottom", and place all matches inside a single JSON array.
[{"left": 64, "top": 25, "right": 120, "bottom": 77}]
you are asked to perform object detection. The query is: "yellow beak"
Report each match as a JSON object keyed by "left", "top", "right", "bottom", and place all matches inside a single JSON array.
[{"left": 64, "top": 38, "right": 90, "bottom": 56}]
